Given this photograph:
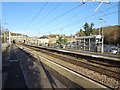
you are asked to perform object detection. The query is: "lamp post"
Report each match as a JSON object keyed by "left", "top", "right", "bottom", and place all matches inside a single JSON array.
[
  {"left": 99, "top": 18, "right": 103, "bottom": 36},
  {"left": 95, "top": 1, "right": 109, "bottom": 53},
  {"left": 4, "top": 23, "right": 11, "bottom": 45},
  {"left": 3, "top": 23, "right": 7, "bottom": 43},
  {"left": 99, "top": 18, "right": 103, "bottom": 53},
  {"left": 99, "top": 18, "right": 107, "bottom": 53}
]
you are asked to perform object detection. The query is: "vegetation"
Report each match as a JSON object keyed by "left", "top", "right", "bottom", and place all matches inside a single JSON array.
[
  {"left": 76, "top": 22, "right": 95, "bottom": 37},
  {"left": 49, "top": 34, "right": 59, "bottom": 38},
  {"left": 76, "top": 22, "right": 120, "bottom": 45},
  {"left": 83, "top": 22, "right": 95, "bottom": 36},
  {"left": 93, "top": 25, "right": 120, "bottom": 44},
  {"left": 77, "top": 29, "right": 85, "bottom": 36},
  {"left": 56, "top": 36, "right": 67, "bottom": 45}
]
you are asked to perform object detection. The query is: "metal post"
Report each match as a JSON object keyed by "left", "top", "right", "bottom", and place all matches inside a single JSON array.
[
  {"left": 99, "top": 21, "right": 101, "bottom": 35},
  {"left": 99, "top": 18, "right": 104, "bottom": 53},
  {"left": 80, "top": 39, "right": 81, "bottom": 49},
  {"left": 101, "top": 19, "right": 104, "bottom": 53},
  {"left": 89, "top": 38, "right": 90, "bottom": 51},
  {"left": 102, "top": 20, "right": 103, "bottom": 36},
  {"left": 84, "top": 39, "right": 85, "bottom": 50},
  {"left": 101, "top": 36, "right": 104, "bottom": 53}
]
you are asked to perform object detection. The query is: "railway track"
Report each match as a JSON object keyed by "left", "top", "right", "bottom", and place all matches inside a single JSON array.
[
  {"left": 23, "top": 44, "right": 120, "bottom": 79},
  {"left": 18, "top": 44, "right": 120, "bottom": 89},
  {"left": 26, "top": 44, "right": 120, "bottom": 67}
]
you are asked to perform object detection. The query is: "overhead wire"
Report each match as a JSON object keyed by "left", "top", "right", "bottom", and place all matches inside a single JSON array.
[
  {"left": 38, "top": 3, "right": 117, "bottom": 34},
  {"left": 60, "top": 10, "right": 119, "bottom": 32},
  {"left": 23, "top": 1, "right": 49, "bottom": 31},
  {"left": 36, "top": 3, "right": 84, "bottom": 30},
  {"left": 43, "top": 4, "right": 118, "bottom": 35},
  {"left": 34, "top": 2, "right": 61, "bottom": 29},
  {"left": 48, "top": 3, "right": 97, "bottom": 29}
]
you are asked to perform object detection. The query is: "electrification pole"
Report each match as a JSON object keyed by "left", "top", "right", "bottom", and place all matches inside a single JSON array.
[
  {"left": 99, "top": 18, "right": 104, "bottom": 53},
  {"left": 94, "top": 0, "right": 109, "bottom": 53}
]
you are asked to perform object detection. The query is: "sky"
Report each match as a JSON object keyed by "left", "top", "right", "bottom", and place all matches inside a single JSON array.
[{"left": 2, "top": 1, "right": 119, "bottom": 37}]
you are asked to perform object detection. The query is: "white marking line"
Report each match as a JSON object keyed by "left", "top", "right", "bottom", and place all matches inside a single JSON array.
[
  {"left": 58, "top": 49, "right": 71, "bottom": 53},
  {"left": 91, "top": 55, "right": 102, "bottom": 58},
  {"left": 39, "top": 55, "right": 108, "bottom": 89},
  {"left": 10, "top": 60, "right": 19, "bottom": 62}
]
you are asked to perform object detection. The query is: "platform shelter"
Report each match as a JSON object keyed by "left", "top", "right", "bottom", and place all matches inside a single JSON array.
[{"left": 76, "top": 35, "right": 104, "bottom": 53}]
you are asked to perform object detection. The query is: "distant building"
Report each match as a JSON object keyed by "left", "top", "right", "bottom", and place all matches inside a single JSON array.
[
  {"left": 10, "top": 33, "right": 28, "bottom": 43},
  {"left": 26, "top": 37, "right": 39, "bottom": 45},
  {"left": 48, "top": 34, "right": 60, "bottom": 44},
  {"left": 38, "top": 35, "right": 49, "bottom": 46}
]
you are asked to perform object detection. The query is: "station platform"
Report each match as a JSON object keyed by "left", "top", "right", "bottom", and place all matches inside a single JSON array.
[
  {"left": 59, "top": 48, "right": 120, "bottom": 61},
  {"left": 2, "top": 44, "right": 27, "bottom": 88},
  {"left": 29, "top": 44, "right": 120, "bottom": 62},
  {"left": 2, "top": 44, "right": 72, "bottom": 88}
]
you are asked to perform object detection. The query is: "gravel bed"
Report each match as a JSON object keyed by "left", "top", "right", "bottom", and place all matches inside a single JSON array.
[
  {"left": 50, "top": 51, "right": 120, "bottom": 73},
  {"left": 42, "top": 53, "right": 120, "bottom": 89},
  {"left": 39, "top": 49, "right": 120, "bottom": 75}
]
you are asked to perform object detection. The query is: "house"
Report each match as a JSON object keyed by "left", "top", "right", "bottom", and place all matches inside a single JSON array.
[{"left": 38, "top": 35, "right": 49, "bottom": 46}]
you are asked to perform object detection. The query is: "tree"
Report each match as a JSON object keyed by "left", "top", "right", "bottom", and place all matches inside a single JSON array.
[
  {"left": 78, "top": 29, "right": 85, "bottom": 36},
  {"left": 56, "top": 36, "right": 67, "bottom": 45},
  {"left": 83, "top": 22, "right": 94, "bottom": 36},
  {"left": 83, "top": 22, "right": 89, "bottom": 36},
  {"left": 89, "top": 22, "right": 94, "bottom": 35},
  {"left": 80, "top": 29, "right": 82, "bottom": 32},
  {"left": 116, "top": 36, "right": 120, "bottom": 44}
]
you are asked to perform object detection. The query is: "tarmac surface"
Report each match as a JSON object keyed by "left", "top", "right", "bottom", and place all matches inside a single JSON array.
[
  {"left": 2, "top": 44, "right": 27, "bottom": 88},
  {"left": 2, "top": 44, "right": 83, "bottom": 89}
]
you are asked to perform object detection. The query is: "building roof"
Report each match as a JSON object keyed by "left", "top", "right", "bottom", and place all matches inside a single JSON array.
[
  {"left": 39, "top": 35, "right": 48, "bottom": 39},
  {"left": 76, "top": 35, "right": 102, "bottom": 39}
]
